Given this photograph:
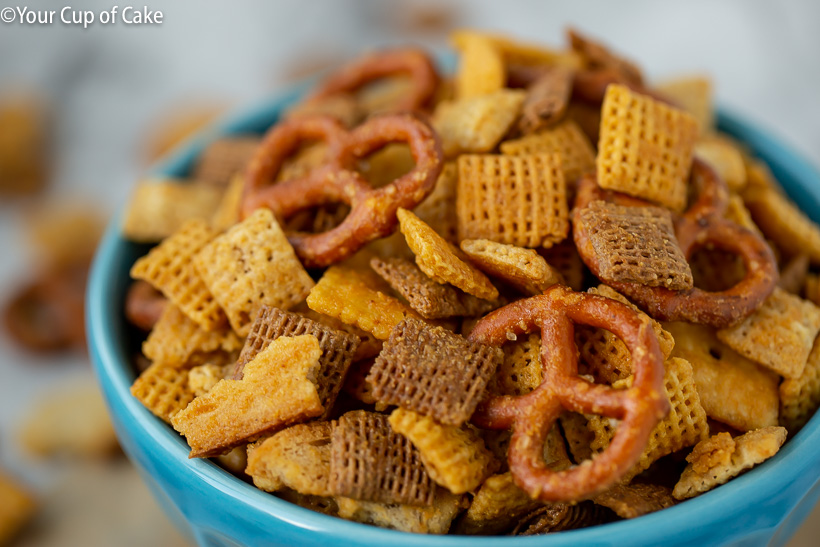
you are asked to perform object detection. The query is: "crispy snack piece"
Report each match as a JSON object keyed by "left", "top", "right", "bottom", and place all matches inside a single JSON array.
[
  {"left": 194, "top": 208, "right": 314, "bottom": 336},
  {"left": 192, "top": 136, "right": 261, "bottom": 187},
  {"left": 143, "top": 304, "right": 241, "bottom": 367},
  {"left": 805, "top": 274, "right": 820, "bottom": 307},
  {"left": 0, "top": 471, "right": 36, "bottom": 545},
  {"left": 211, "top": 174, "right": 245, "bottom": 232},
  {"left": 188, "top": 363, "right": 230, "bottom": 397},
  {"left": 490, "top": 333, "right": 543, "bottom": 397},
  {"left": 336, "top": 489, "right": 464, "bottom": 534},
  {"left": 307, "top": 266, "right": 419, "bottom": 340},
  {"left": 778, "top": 254, "right": 810, "bottom": 295},
  {"left": 0, "top": 94, "right": 48, "bottom": 196},
  {"left": 577, "top": 285, "right": 674, "bottom": 385},
  {"left": 278, "top": 489, "right": 339, "bottom": 516},
  {"left": 342, "top": 358, "right": 377, "bottom": 405},
  {"left": 597, "top": 84, "right": 699, "bottom": 211},
  {"left": 413, "top": 162, "right": 459, "bottom": 242},
  {"left": 656, "top": 76, "right": 713, "bottom": 133},
  {"left": 780, "top": 336, "right": 820, "bottom": 433},
  {"left": 592, "top": 483, "right": 676, "bottom": 519},
  {"left": 688, "top": 431, "right": 735, "bottom": 474},
  {"left": 131, "top": 362, "right": 196, "bottom": 423},
  {"left": 367, "top": 317, "right": 502, "bottom": 426},
  {"left": 130, "top": 219, "right": 227, "bottom": 330},
  {"left": 232, "top": 307, "right": 360, "bottom": 419},
  {"left": 744, "top": 185, "right": 820, "bottom": 265},
  {"left": 171, "top": 335, "right": 324, "bottom": 458},
  {"left": 452, "top": 29, "right": 582, "bottom": 70},
  {"left": 452, "top": 31, "right": 506, "bottom": 99},
  {"left": 512, "top": 502, "right": 609, "bottom": 536},
  {"left": 370, "top": 257, "right": 499, "bottom": 319},
  {"left": 716, "top": 287, "right": 820, "bottom": 379},
  {"left": 673, "top": 427, "right": 787, "bottom": 500},
  {"left": 587, "top": 358, "right": 709, "bottom": 479},
  {"left": 694, "top": 135, "right": 747, "bottom": 192},
  {"left": 500, "top": 120, "right": 596, "bottom": 186},
  {"left": 453, "top": 472, "right": 542, "bottom": 535},
  {"left": 388, "top": 408, "right": 498, "bottom": 494},
  {"left": 517, "top": 66, "right": 574, "bottom": 135},
  {"left": 330, "top": 410, "right": 435, "bottom": 506},
  {"left": 398, "top": 208, "right": 498, "bottom": 300},
  {"left": 122, "top": 180, "right": 223, "bottom": 243},
  {"left": 460, "top": 239, "right": 564, "bottom": 296},
  {"left": 296, "top": 303, "right": 383, "bottom": 361},
  {"left": 539, "top": 240, "right": 586, "bottom": 291},
  {"left": 667, "top": 321, "right": 779, "bottom": 431},
  {"left": 433, "top": 90, "right": 526, "bottom": 158},
  {"left": 457, "top": 154, "right": 569, "bottom": 249},
  {"left": 246, "top": 422, "right": 333, "bottom": 496},
  {"left": 724, "top": 194, "right": 762, "bottom": 237},
  {"left": 577, "top": 201, "right": 693, "bottom": 290},
  {"left": 560, "top": 413, "right": 595, "bottom": 463},
  {"left": 568, "top": 28, "right": 643, "bottom": 87}
]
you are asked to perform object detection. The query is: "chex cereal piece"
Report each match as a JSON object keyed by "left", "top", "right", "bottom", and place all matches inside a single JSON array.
[
  {"left": 368, "top": 317, "right": 502, "bottom": 426},
  {"left": 500, "top": 120, "right": 596, "bottom": 186},
  {"left": 295, "top": 303, "right": 383, "bottom": 361},
  {"left": 717, "top": 287, "right": 820, "bottom": 379},
  {"left": 490, "top": 333, "right": 542, "bottom": 397},
  {"left": 433, "top": 90, "right": 525, "bottom": 158},
  {"left": 560, "top": 413, "right": 595, "bottom": 463},
  {"left": 457, "top": 154, "right": 569, "bottom": 248},
  {"left": 398, "top": 208, "right": 498, "bottom": 300},
  {"left": 143, "top": 304, "right": 241, "bottom": 368},
  {"left": 336, "top": 489, "right": 464, "bottom": 534},
  {"left": 452, "top": 29, "right": 582, "bottom": 70},
  {"left": 192, "top": 136, "right": 261, "bottom": 187},
  {"left": 687, "top": 431, "right": 735, "bottom": 474},
  {"left": 330, "top": 410, "right": 435, "bottom": 506},
  {"left": 188, "top": 363, "right": 230, "bottom": 397},
  {"left": 592, "top": 483, "right": 676, "bottom": 519},
  {"left": 597, "top": 84, "right": 699, "bottom": 211},
  {"left": 246, "top": 422, "right": 333, "bottom": 496},
  {"left": 780, "top": 336, "right": 820, "bottom": 432},
  {"left": 577, "top": 285, "right": 674, "bottom": 384},
  {"left": 389, "top": 408, "right": 498, "bottom": 494},
  {"left": 130, "top": 219, "right": 226, "bottom": 330},
  {"left": 413, "top": 162, "right": 459, "bottom": 242},
  {"left": 131, "top": 362, "right": 196, "bottom": 423},
  {"left": 171, "top": 335, "right": 324, "bottom": 458},
  {"left": 453, "top": 472, "right": 542, "bottom": 535},
  {"left": 512, "top": 502, "right": 610, "bottom": 536},
  {"left": 587, "top": 357, "right": 709, "bottom": 479},
  {"left": 211, "top": 174, "right": 245, "bottom": 232},
  {"left": 694, "top": 135, "right": 747, "bottom": 192},
  {"left": 460, "top": 239, "right": 564, "bottom": 296},
  {"left": 232, "top": 307, "right": 360, "bottom": 419},
  {"left": 452, "top": 31, "right": 506, "bottom": 99},
  {"left": 673, "top": 426, "right": 787, "bottom": 500},
  {"left": 744, "top": 185, "right": 820, "bottom": 264},
  {"left": 122, "top": 179, "right": 223, "bottom": 243},
  {"left": 306, "top": 266, "right": 419, "bottom": 340},
  {"left": 724, "top": 194, "right": 762, "bottom": 237},
  {"left": 667, "top": 321, "right": 779, "bottom": 431},
  {"left": 342, "top": 358, "right": 377, "bottom": 405},
  {"left": 0, "top": 471, "right": 36, "bottom": 545},
  {"left": 577, "top": 201, "right": 693, "bottom": 290},
  {"left": 656, "top": 76, "right": 714, "bottom": 133},
  {"left": 539, "top": 240, "right": 586, "bottom": 291},
  {"left": 370, "top": 257, "right": 499, "bottom": 319},
  {"left": 278, "top": 489, "right": 339, "bottom": 517},
  {"left": 194, "top": 208, "right": 314, "bottom": 336}
]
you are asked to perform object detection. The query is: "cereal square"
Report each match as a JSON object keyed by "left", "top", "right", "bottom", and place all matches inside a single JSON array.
[
  {"left": 780, "top": 336, "right": 820, "bottom": 433},
  {"left": 460, "top": 239, "right": 564, "bottom": 295}
]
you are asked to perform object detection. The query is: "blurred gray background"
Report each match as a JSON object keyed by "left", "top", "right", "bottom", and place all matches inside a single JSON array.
[{"left": 1, "top": 0, "right": 819, "bottom": 544}]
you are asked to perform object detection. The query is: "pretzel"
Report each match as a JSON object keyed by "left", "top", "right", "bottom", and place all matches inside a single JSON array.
[
  {"left": 306, "top": 48, "right": 439, "bottom": 112},
  {"left": 469, "top": 285, "right": 668, "bottom": 502},
  {"left": 573, "top": 158, "right": 778, "bottom": 328},
  {"left": 242, "top": 113, "right": 443, "bottom": 267}
]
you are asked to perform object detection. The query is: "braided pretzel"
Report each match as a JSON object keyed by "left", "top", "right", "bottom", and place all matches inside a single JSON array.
[
  {"left": 573, "top": 158, "right": 778, "bottom": 328},
  {"left": 242, "top": 113, "right": 443, "bottom": 267},
  {"left": 470, "top": 285, "right": 668, "bottom": 501}
]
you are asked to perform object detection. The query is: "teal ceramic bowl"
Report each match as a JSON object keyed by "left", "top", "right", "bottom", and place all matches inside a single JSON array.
[{"left": 87, "top": 85, "right": 820, "bottom": 546}]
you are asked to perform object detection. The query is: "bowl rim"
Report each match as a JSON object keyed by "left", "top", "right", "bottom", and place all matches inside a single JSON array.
[{"left": 87, "top": 86, "right": 820, "bottom": 545}]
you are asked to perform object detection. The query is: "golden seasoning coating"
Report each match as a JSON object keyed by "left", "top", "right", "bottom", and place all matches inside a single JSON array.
[
  {"left": 597, "top": 84, "right": 699, "bottom": 211},
  {"left": 194, "top": 209, "right": 314, "bottom": 336},
  {"left": 413, "top": 161, "right": 459, "bottom": 242},
  {"left": 0, "top": 471, "right": 36, "bottom": 545},
  {"left": 780, "top": 336, "right": 820, "bottom": 433},
  {"left": 188, "top": 363, "right": 229, "bottom": 398},
  {"left": 512, "top": 502, "right": 609, "bottom": 536},
  {"left": 295, "top": 303, "right": 383, "bottom": 361},
  {"left": 131, "top": 362, "right": 196, "bottom": 423},
  {"left": 717, "top": 287, "right": 820, "bottom": 379},
  {"left": 130, "top": 219, "right": 226, "bottom": 330},
  {"left": 687, "top": 431, "right": 735, "bottom": 474},
  {"left": 233, "top": 307, "right": 360, "bottom": 419},
  {"left": 667, "top": 321, "right": 779, "bottom": 432},
  {"left": 460, "top": 239, "right": 564, "bottom": 296},
  {"left": 306, "top": 265, "right": 420, "bottom": 340},
  {"left": 368, "top": 317, "right": 501, "bottom": 426},
  {"left": 370, "top": 257, "right": 500, "bottom": 319},
  {"left": 591, "top": 483, "right": 676, "bottom": 519},
  {"left": 432, "top": 90, "right": 525, "bottom": 158},
  {"left": 451, "top": 31, "right": 505, "bottom": 99},
  {"left": 336, "top": 489, "right": 465, "bottom": 534},
  {"left": 388, "top": 408, "right": 498, "bottom": 494},
  {"left": 171, "top": 335, "right": 324, "bottom": 458},
  {"left": 330, "top": 410, "right": 435, "bottom": 506},
  {"left": 453, "top": 472, "right": 542, "bottom": 535},
  {"left": 490, "top": 333, "right": 542, "bottom": 397},
  {"left": 246, "top": 422, "right": 333, "bottom": 496},
  {"left": 398, "top": 208, "right": 499, "bottom": 300},
  {"left": 577, "top": 201, "right": 693, "bottom": 290},
  {"left": 673, "top": 427, "right": 787, "bottom": 500},
  {"left": 694, "top": 135, "right": 747, "bottom": 192},
  {"left": 744, "top": 185, "right": 820, "bottom": 265},
  {"left": 192, "top": 136, "right": 261, "bottom": 187},
  {"left": 210, "top": 174, "right": 245, "bottom": 232},
  {"left": 457, "top": 154, "right": 569, "bottom": 248}
]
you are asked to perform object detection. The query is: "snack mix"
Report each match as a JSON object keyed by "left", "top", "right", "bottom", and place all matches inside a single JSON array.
[{"left": 122, "top": 28, "right": 820, "bottom": 535}]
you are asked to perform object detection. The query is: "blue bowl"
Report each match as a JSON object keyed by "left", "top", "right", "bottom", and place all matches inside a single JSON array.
[{"left": 87, "top": 86, "right": 820, "bottom": 546}]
